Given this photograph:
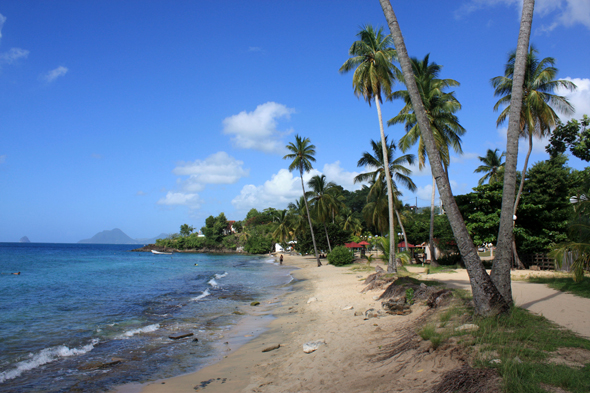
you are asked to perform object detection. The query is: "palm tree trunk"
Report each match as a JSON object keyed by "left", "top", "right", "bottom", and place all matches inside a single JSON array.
[
  {"left": 429, "top": 175, "right": 438, "bottom": 267},
  {"left": 324, "top": 223, "right": 332, "bottom": 252},
  {"left": 511, "top": 132, "right": 533, "bottom": 269},
  {"left": 375, "top": 98, "right": 396, "bottom": 273},
  {"left": 379, "top": 0, "right": 510, "bottom": 316},
  {"left": 301, "top": 171, "right": 321, "bottom": 267},
  {"left": 491, "top": 0, "right": 535, "bottom": 303},
  {"left": 395, "top": 208, "right": 409, "bottom": 253}
]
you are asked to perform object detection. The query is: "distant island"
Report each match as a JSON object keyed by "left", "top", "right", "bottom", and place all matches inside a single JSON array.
[
  {"left": 78, "top": 228, "right": 168, "bottom": 245},
  {"left": 19, "top": 236, "right": 31, "bottom": 243}
]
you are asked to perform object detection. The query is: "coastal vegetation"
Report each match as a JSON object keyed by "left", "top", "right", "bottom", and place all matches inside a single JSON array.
[{"left": 155, "top": 0, "right": 589, "bottom": 317}]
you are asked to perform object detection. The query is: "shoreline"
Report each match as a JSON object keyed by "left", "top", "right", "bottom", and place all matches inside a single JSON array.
[{"left": 120, "top": 254, "right": 465, "bottom": 393}]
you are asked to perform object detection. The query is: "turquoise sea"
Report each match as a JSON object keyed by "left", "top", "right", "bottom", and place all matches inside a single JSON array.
[{"left": 0, "top": 243, "right": 292, "bottom": 392}]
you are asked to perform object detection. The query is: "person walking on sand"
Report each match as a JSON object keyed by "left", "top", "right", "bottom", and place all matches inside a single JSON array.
[{"left": 280, "top": 255, "right": 283, "bottom": 265}]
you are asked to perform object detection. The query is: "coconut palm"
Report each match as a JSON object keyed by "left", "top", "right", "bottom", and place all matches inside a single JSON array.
[
  {"left": 492, "top": 46, "right": 576, "bottom": 216},
  {"left": 492, "top": 46, "right": 576, "bottom": 272},
  {"left": 306, "top": 174, "right": 341, "bottom": 252},
  {"left": 340, "top": 24, "right": 399, "bottom": 272},
  {"left": 474, "top": 148, "right": 506, "bottom": 185},
  {"left": 284, "top": 135, "right": 321, "bottom": 267},
  {"left": 355, "top": 136, "right": 416, "bottom": 252},
  {"left": 340, "top": 208, "right": 363, "bottom": 237},
  {"left": 271, "top": 209, "right": 292, "bottom": 245},
  {"left": 388, "top": 54, "right": 465, "bottom": 267},
  {"left": 379, "top": 0, "right": 515, "bottom": 315}
]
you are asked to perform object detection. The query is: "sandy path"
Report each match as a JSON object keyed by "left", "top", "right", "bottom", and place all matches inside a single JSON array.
[{"left": 410, "top": 267, "right": 590, "bottom": 338}]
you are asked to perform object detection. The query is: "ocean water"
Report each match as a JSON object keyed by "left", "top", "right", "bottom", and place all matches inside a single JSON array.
[{"left": 0, "top": 243, "right": 292, "bottom": 392}]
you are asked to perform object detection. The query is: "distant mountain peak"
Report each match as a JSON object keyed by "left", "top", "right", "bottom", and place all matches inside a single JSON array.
[
  {"left": 19, "top": 236, "right": 31, "bottom": 243},
  {"left": 78, "top": 229, "right": 167, "bottom": 245}
]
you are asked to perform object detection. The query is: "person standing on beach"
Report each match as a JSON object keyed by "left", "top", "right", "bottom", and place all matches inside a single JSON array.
[{"left": 280, "top": 255, "right": 284, "bottom": 265}]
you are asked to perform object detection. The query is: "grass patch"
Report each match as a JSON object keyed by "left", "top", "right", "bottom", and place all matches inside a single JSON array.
[
  {"left": 417, "top": 292, "right": 590, "bottom": 392},
  {"left": 348, "top": 264, "right": 376, "bottom": 273},
  {"left": 427, "top": 264, "right": 460, "bottom": 274},
  {"left": 527, "top": 276, "right": 590, "bottom": 299}
]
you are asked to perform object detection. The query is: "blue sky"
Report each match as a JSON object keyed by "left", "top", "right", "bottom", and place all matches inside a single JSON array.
[{"left": 1, "top": 0, "right": 589, "bottom": 243}]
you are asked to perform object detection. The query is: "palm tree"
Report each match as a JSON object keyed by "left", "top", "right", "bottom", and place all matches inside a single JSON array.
[
  {"left": 340, "top": 24, "right": 399, "bottom": 273},
  {"left": 271, "top": 209, "right": 292, "bottom": 246},
  {"left": 379, "top": 0, "right": 513, "bottom": 315},
  {"left": 492, "top": 46, "right": 576, "bottom": 272},
  {"left": 388, "top": 54, "right": 465, "bottom": 267},
  {"left": 284, "top": 135, "right": 321, "bottom": 267},
  {"left": 340, "top": 208, "right": 363, "bottom": 237},
  {"left": 355, "top": 136, "right": 416, "bottom": 254},
  {"left": 474, "top": 148, "right": 505, "bottom": 185},
  {"left": 306, "top": 174, "right": 341, "bottom": 252}
]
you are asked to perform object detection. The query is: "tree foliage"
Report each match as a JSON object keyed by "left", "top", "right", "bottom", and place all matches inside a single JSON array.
[{"left": 546, "top": 115, "right": 590, "bottom": 162}]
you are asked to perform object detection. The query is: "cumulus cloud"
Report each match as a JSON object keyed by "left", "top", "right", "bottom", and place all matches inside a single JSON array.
[
  {"left": 172, "top": 151, "right": 249, "bottom": 192},
  {"left": 556, "top": 77, "right": 590, "bottom": 121},
  {"left": 231, "top": 168, "right": 320, "bottom": 212},
  {"left": 40, "top": 66, "right": 68, "bottom": 83},
  {"left": 222, "top": 102, "right": 294, "bottom": 154},
  {"left": 322, "top": 161, "right": 363, "bottom": 191},
  {"left": 455, "top": 0, "right": 590, "bottom": 31},
  {"left": 157, "top": 191, "right": 202, "bottom": 207},
  {"left": 0, "top": 47, "right": 29, "bottom": 65},
  {"left": 232, "top": 161, "right": 368, "bottom": 212}
]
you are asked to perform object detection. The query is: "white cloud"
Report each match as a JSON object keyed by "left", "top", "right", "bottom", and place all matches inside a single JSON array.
[
  {"left": 0, "top": 154, "right": 5, "bottom": 164},
  {"left": 455, "top": 0, "right": 590, "bottom": 31},
  {"left": 322, "top": 161, "right": 363, "bottom": 191},
  {"left": 450, "top": 152, "right": 480, "bottom": 164},
  {"left": 231, "top": 168, "right": 320, "bottom": 212},
  {"left": 173, "top": 151, "right": 249, "bottom": 192},
  {"left": 91, "top": 153, "right": 102, "bottom": 159},
  {"left": 40, "top": 66, "right": 68, "bottom": 83},
  {"left": 405, "top": 161, "right": 432, "bottom": 177},
  {"left": 556, "top": 77, "right": 590, "bottom": 121},
  {"left": 0, "top": 48, "right": 29, "bottom": 65},
  {"left": 136, "top": 191, "right": 146, "bottom": 196},
  {"left": 248, "top": 46, "right": 263, "bottom": 52},
  {"left": 157, "top": 191, "right": 202, "bottom": 207},
  {"left": 222, "top": 102, "right": 294, "bottom": 154},
  {"left": 0, "top": 13, "right": 6, "bottom": 41}
]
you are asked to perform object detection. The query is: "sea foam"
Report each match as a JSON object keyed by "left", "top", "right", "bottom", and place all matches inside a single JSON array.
[
  {"left": 120, "top": 323, "right": 160, "bottom": 339},
  {"left": 214, "top": 272, "right": 228, "bottom": 279},
  {"left": 0, "top": 339, "right": 99, "bottom": 383},
  {"left": 192, "top": 289, "right": 210, "bottom": 301},
  {"left": 208, "top": 278, "right": 219, "bottom": 288}
]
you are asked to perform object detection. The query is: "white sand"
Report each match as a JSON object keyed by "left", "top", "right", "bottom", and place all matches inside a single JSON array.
[{"left": 114, "top": 257, "right": 590, "bottom": 393}]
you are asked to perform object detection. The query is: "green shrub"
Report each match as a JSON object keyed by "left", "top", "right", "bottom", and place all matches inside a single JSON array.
[
  {"left": 437, "top": 253, "right": 464, "bottom": 267},
  {"left": 327, "top": 246, "right": 354, "bottom": 266}
]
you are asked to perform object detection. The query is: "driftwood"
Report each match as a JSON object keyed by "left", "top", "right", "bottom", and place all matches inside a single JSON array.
[{"left": 426, "top": 289, "right": 453, "bottom": 308}]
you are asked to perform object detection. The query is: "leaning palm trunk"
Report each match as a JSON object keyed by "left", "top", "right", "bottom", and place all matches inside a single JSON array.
[
  {"left": 491, "top": 0, "right": 535, "bottom": 303},
  {"left": 429, "top": 175, "right": 438, "bottom": 267},
  {"left": 379, "top": 0, "right": 510, "bottom": 316},
  {"left": 323, "top": 223, "right": 332, "bottom": 252},
  {"left": 301, "top": 172, "right": 321, "bottom": 266},
  {"left": 511, "top": 133, "right": 533, "bottom": 269},
  {"left": 376, "top": 98, "right": 397, "bottom": 272},
  {"left": 395, "top": 209, "right": 409, "bottom": 254}
]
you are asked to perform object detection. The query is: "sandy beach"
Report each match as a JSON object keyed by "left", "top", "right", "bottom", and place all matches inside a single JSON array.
[{"left": 113, "top": 255, "right": 590, "bottom": 393}]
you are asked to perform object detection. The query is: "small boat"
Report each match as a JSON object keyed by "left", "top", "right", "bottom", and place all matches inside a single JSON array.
[{"left": 151, "top": 250, "right": 172, "bottom": 255}]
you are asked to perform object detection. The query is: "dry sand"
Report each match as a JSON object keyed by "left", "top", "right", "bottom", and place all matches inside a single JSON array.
[{"left": 114, "top": 257, "right": 590, "bottom": 393}]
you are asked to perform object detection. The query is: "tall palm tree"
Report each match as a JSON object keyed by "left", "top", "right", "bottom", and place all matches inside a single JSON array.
[
  {"left": 288, "top": 196, "right": 309, "bottom": 241},
  {"left": 474, "top": 148, "right": 505, "bottom": 185},
  {"left": 284, "top": 135, "right": 321, "bottom": 267},
  {"left": 306, "top": 174, "right": 340, "bottom": 252},
  {"left": 340, "top": 24, "right": 399, "bottom": 273},
  {"left": 492, "top": 46, "right": 576, "bottom": 272},
  {"left": 362, "top": 180, "right": 390, "bottom": 236},
  {"left": 379, "top": 0, "right": 513, "bottom": 315},
  {"left": 340, "top": 208, "right": 363, "bottom": 237},
  {"left": 355, "top": 136, "right": 416, "bottom": 253},
  {"left": 492, "top": 45, "right": 576, "bottom": 216},
  {"left": 388, "top": 54, "right": 465, "bottom": 267}
]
